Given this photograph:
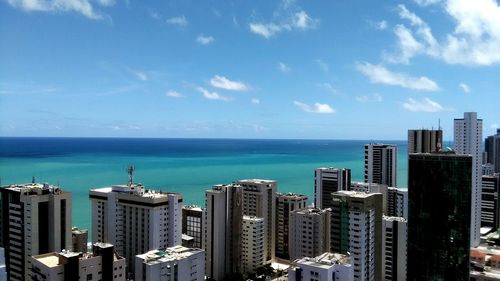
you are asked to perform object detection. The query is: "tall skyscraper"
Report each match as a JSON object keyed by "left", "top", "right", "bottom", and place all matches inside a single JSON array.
[
  {"left": 0, "top": 183, "right": 72, "bottom": 281},
  {"left": 481, "top": 174, "right": 500, "bottom": 229},
  {"left": 241, "top": 216, "right": 265, "bottom": 273},
  {"left": 289, "top": 208, "right": 331, "bottom": 261},
  {"left": 381, "top": 216, "right": 407, "bottom": 281},
  {"left": 314, "top": 168, "right": 351, "bottom": 209},
  {"left": 407, "top": 129, "right": 443, "bottom": 153},
  {"left": 485, "top": 129, "right": 500, "bottom": 173},
  {"left": 204, "top": 184, "right": 242, "bottom": 280},
  {"left": 364, "top": 144, "right": 397, "bottom": 187},
  {"left": 275, "top": 193, "right": 308, "bottom": 260},
  {"left": 182, "top": 206, "right": 204, "bottom": 249},
  {"left": 407, "top": 153, "right": 472, "bottom": 280},
  {"left": 330, "top": 191, "right": 383, "bottom": 281},
  {"left": 236, "top": 179, "right": 277, "bottom": 263},
  {"left": 89, "top": 184, "right": 182, "bottom": 274},
  {"left": 454, "top": 112, "right": 483, "bottom": 247}
]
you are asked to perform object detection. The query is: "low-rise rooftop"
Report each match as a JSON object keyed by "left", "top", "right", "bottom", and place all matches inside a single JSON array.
[
  {"left": 137, "top": 246, "right": 203, "bottom": 265},
  {"left": 294, "top": 252, "right": 351, "bottom": 269}
]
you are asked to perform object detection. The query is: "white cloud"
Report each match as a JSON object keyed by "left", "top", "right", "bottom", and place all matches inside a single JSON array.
[
  {"left": 196, "top": 35, "right": 215, "bottom": 45},
  {"left": 316, "top": 59, "right": 329, "bottom": 72},
  {"left": 356, "top": 93, "right": 383, "bottom": 103},
  {"left": 356, "top": 62, "right": 440, "bottom": 91},
  {"left": 166, "top": 16, "right": 188, "bottom": 27},
  {"left": 293, "top": 11, "right": 319, "bottom": 30},
  {"left": 293, "top": 101, "right": 335, "bottom": 114},
  {"left": 249, "top": 23, "right": 283, "bottom": 39},
  {"left": 251, "top": 98, "right": 260, "bottom": 104},
  {"left": 403, "top": 98, "right": 446, "bottom": 112},
  {"left": 6, "top": 0, "right": 109, "bottom": 20},
  {"left": 210, "top": 75, "right": 250, "bottom": 91},
  {"left": 197, "top": 87, "right": 230, "bottom": 101},
  {"left": 377, "top": 20, "right": 388, "bottom": 30},
  {"left": 165, "top": 90, "right": 183, "bottom": 98},
  {"left": 414, "top": 0, "right": 442, "bottom": 6},
  {"left": 459, "top": 83, "right": 470, "bottom": 93},
  {"left": 133, "top": 71, "right": 148, "bottom": 81},
  {"left": 277, "top": 62, "right": 291, "bottom": 73}
]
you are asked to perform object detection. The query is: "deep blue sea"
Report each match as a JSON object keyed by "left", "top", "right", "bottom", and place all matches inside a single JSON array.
[{"left": 0, "top": 137, "right": 408, "bottom": 231}]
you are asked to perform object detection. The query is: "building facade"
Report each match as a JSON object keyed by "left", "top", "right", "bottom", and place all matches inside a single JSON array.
[
  {"left": 288, "top": 252, "right": 354, "bottom": 281},
  {"left": 72, "top": 227, "right": 88, "bottom": 254},
  {"left": 454, "top": 112, "right": 483, "bottom": 247},
  {"left": 182, "top": 206, "right": 204, "bottom": 249},
  {"left": 364, "top": 144, "right": 397, "bottom": 187},
  {"left": 0, "top": 183, "right": 72, "bottom": 281},
  {"left": 241, "top": 216, "right": 265, "bottom": 273},
  {"left": 387, "top": 187, "right": 408, "bottom": 219},
  {"left": 289, "top": 208, "right": 331, "bottom": 261},
  {"left": 330, "top": 191, "right": 383, "bottom": 281},
  {"left": 31, "top": 243, "right": 126, "bottom": 281},
  {"left": 275, "top": 193, "right": 308, "bottom": 260},
  {"left": 381, "top": 216, "right": 407, "bottom": 281},
  {"left": 314, "top": 168, "right": 351, "bottom": 209},
  {"left": 481, "top": 174, "right": 500, "bottom": 229},
  {"left": 486, "top": 129, "right": 500, "bottom": 173},
  {"left": 135, "top": 245, "right": 205, "bottom": 281},
  {"left": 89, "top": 184, "right": 182, "bottom": 274},
  {"left": 407, "top": 153, "right": 472, "bottom": 280},
  {"left": 407, "top": 129, "right": 443, "bottom": 154}
]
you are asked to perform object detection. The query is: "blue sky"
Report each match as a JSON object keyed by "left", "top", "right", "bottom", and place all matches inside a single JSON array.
[{"left": 0, "top": 0, "right": 499, "bottom": 140}]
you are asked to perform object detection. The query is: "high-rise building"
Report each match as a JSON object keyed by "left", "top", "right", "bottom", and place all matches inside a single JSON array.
[
  {"left": 236, "top": 179, "right": 277, "bottom": 263},
  {"left": 31, "top": 243, "right": 126, "bottom": 281},
  {"left": 330, "top": 191, "right": 383, "bottom": 281},
  {"left": 454, "top": 112, "right": 483, "bottom": 247},
  {"left": 89, "top": 184, "right": 182, "bottom": 274},
  {"left": 204, "top": 184, "right": 242, "bottom": 280},
  {"left": 387, "top": 187, "right": 408, "bottom": 219},
  {"left": 182, "top": 206, "right": 204, "bottom": 249},
  {"left": 407, "top": 129, "right": 443, "bottom": 153},
  {"left": 275, "top": 193, "right": 308, "bottom": 260},
  {"left": 135, "top": 245, "right": 205, "bottom": 281},
  {"left": 364, "top": 144, "right": 397, "bottom": 187},
  {"left": 485, "top": 129, "right": 500, "bottom": 173},
  {"left": 288, "top": 252, "right": 354, "bottom": 281},
  {"left": 407, "top": 153, "right": 472, "bottom": 280},
  {"left": 314, "top": 168, "right": 351, "bottom": 209},
  {"left": 0, "top": 183, "right": 72, "bottom": 281},
  {"left": 289, "top": 208, "right": 331, "bottom": 261},
  {"left": 72, "top": 227, "right": 88, "bottom": 254},
  {"left": 381, "top": 216, "right": 407, "bottom": 281},
  {"left": 481, "top": 174, "right": 500, "bottom": 229},
  {"left": 241, "top": 216, "right": 265, "bottom": 273}
]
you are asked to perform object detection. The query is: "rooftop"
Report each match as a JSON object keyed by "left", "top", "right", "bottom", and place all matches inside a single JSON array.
[
  {"left": 91, "top": 185, "right": 180, "bottom": 199},
  {"left": 243, "top": 215, "right": 264, "bottom": 222},
  {"left": 294, "top": 252, "right": 351, "bottom": 269},
  {"left": 383, "top": 216, "right": 407, "bottom": 222},
  {"left": 276, "top": 192, "right": 308, "bottom": 200},
  {"left": 183, "top": 205, "right": 203, "bottom": 211},
  {"left": 137, "top": 246, "right": 203, "bottom": 265},
  {"left": 334, "top": 190, "right": 380, "bottom": 198},
  {"left": 1, "top": 183, "right": 65, "bottom": 195},
  {"left": 34, "top": 253, "right": 60, "bottom": 268},
  {"left": 293, "top": 208, "right": 330, "bottom": 215}
]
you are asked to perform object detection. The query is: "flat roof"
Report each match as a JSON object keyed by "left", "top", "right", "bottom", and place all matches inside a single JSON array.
[{"left": 34, "top": 253, "right": 60, "bottom": 268}]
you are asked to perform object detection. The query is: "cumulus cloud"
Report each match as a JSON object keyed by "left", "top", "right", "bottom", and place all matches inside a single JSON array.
[
  {"left": 6, "top": 0, "right": 111, "bottom": 20},
  {"left": 356, "top": 93, "right": 383, "bottom": 103},
  {"left": 249, "top": 23, "right": 283, "bottom": 39},
  {"left": 166, "top": 16, "right": 188, "bottom": 27},
  {"left": 356, "top": 62, "right": 440, "bottom": 91},
  {"left": 210, "top": 75, "right": 250, "bottom": 91},
  {"left": 277, "top": 62, "right": 291, "bottom": 73},
  {"left": 293, "top": 101, "right": 335, "bottom": 114},
  {"left": 165, "top": 91, "right": 183, "bottom": 98},
  {"left": 196, "top": 35, "right": 215, "bottom": 45},
  {"left": 459, "top": 83, "right": 470, "bottom": 93},
  {"left": 197, "top": 87, "right": 229, "bottom": 101},
  {"left": 403, "top": 97, "right": 446, "bottom": 112}
]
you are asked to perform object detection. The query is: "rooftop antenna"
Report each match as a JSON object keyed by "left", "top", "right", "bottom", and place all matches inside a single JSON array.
[
  {"left": 32, "top": 176, "right": 35, "bottom": 184},
  {"left": 438, "top": 118, "right": 441, "bottom": 130},
  {"left": 127, "top": 165, "right": 135, "bottom": 186}
]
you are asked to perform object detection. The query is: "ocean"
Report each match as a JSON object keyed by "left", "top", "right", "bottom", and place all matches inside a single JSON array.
[{"left": 0, "top": 137, "right": 408, "bottom": 231}]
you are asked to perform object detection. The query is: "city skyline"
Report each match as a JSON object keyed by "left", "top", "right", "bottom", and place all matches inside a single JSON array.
[{"left": 1, "top": 0, "right": 499, "bottom": 139}]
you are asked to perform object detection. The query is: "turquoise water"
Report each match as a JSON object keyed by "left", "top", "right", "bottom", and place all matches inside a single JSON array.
[{"left": 0, "top": 138, "right": 408, "bottom": 231}]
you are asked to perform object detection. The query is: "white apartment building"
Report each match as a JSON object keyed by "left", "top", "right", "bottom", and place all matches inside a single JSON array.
[
  {"left": 314, "top": 168, "right": 351, "bottom": 209},
  {"left": 31, "top": 243, "right": 126, "bottom": 281},
  {"left": 331, "top": 191, "right": 383, "bottom": 281},
  {"left": 241, "top": 216, "right": 265, "bottom": 273},
  {"left": 364, "top": 144, "right": 397, "bottom": 187},
  {"left": 381, "top": 216, "right": 407, "bottom": 281},
  {"left": 289, "top": 208, "right": 331, "bottom": 261},
  {"left": 454, "top": 112, "right": 483, "bottom": 247},
  {"left": 135, "top": 245, "right": 205, "bottom": 281},
  {"left": 288, "top": 252, "right": 354, "bottom": 281},
  {"left": 89, "top": 184, "right": 182, "bottom": 274},
  {"left": 276, "top": 193, "right": 308, "bottom": 260},
  {"left": 0, "top": 183, "right": 72, "bottom": 281}
]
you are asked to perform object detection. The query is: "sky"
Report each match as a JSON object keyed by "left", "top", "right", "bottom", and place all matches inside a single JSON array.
[{"left": 0, "top": 0, "right": 499, "bottom": 140}]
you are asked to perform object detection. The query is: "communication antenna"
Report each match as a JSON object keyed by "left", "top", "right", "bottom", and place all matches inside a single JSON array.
[
  {"left": 127, "top": 165, "right": 135, "bottom": 186},
  {"left": 438, "top": 118, "right": 441, "bottom": 130}
]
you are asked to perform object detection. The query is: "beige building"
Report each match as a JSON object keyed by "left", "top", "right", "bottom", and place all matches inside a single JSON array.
[
  {"left": 31, "top": 243, "right": 126, "bottom": 281},
  {"left": 289, "top": 208, "right": 331, "bottom": 261},
  {"left": 0, "top": 183, "right": 72, "bottom": 281},
  {"left": 241, "top": 216, "right": 265, "bottom": 273},
  {"left": 275, "top": 193, "right": 308, "bottom": 260}
]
